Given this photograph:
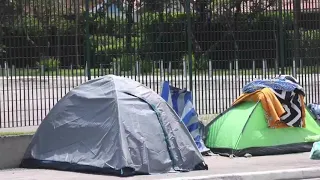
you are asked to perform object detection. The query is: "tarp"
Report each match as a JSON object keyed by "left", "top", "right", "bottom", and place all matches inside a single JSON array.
[
  {"left": 20, "top": 75, "right": 207, "bottom": 176},
  {"left": 205, "top": 101, "right": 320, "bottom": 156},
  {"left": 160, "top": 81, "right": 210, "bottom": 153}
]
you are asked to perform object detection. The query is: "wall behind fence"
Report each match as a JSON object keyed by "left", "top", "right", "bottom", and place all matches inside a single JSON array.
[{"left": 0, "top": 0, "right": 320, "bottom": 128}]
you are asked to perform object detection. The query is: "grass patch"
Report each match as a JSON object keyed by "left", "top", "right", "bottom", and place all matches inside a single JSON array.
[{"left": 0, "top": 131, "right": 35, "bottom": 137}]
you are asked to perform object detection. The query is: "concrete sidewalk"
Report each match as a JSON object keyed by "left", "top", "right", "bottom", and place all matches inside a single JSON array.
[{"left": 1, "top": 152, "right": 320, "bottom": 180}]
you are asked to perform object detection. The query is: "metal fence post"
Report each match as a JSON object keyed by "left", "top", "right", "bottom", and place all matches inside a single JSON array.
[
  {"left": 160, "top": 60, "right": 164, "bottom": 78},
  {"left": 209, "top": 60, "right": 212, "bottom": 78},
  {"left": 85, "top": 62, "right": 88, "bottom": 77},
  {"left": 235, "top": 59, "right": 239, "bottom": 78},
  {"left": 274, "top": 59, "right": 279, "bottom": 75},
  {"left": 186, "top": 0, "right": 193, "bottom": 92},
  {"left": 100, "top": 64, "right": 103, "bottom": 76},
  {"left": 4, "top": 61, "right": 8, "bottom": 77},
  {"left": 183, "top": 59, "right": 187, "bottom": 78},
  {"left": 252, "top": 60, "right": 256, "bottom": 75},
  {"left": 278, "top": 0, "right": 285, "bottom": 75},
  {"left": 293, "top": 0, "right": 301, "bottom": 78},
  {"left": 135, "top": 61, "right": 140, "bottom": 77},
  {"left": 113, "top": 62, "right": 116, "bottom": 75},
  {"left": 263, "top": 59, "right": 267, "bottom": 78},
  {"left": 84, "top": 0, "right": 91, "bottom": 80},
  {"left": 11, "top": 65, "right": 15, "bottom": 76},
  {"left": 293, "top": 59, "right": 296, "bottom": 77},
  {"left": 41, "top": 65, "right": 45, "bottom": 75}
]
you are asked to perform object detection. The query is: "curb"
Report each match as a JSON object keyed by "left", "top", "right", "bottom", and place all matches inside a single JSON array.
[
  {"left": 0, "top": 135, "right": 33, "bottom": 169},
  {"left": 162, "top": 167, "right": 320, "bottom": 180}
]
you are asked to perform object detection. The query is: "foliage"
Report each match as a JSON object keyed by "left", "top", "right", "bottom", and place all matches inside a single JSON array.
[
  {"left": 113, "top": 55, "right": 136, "bottom": 72},
  {"left": 300, "top": 30, "right": 320, "bottom": 65},
  {"left": 112, "top": 54, "right": 153, "bottom": 73},
  {"left": 139, "top": 13, "right": 190, "bottom": 64},
  {"left": 90, "top": 35, "right": 142, "bottom": 67},
  {"left": 190, "top": 11, "right": 296, "bottom": 69},
  {"left": 193, "top": 56, "right": 209, "bottom": 71},
  {"left": 8, "top": 16, "right": 45, "bottom": 36},
  {"left": 139, "top": 59, "right": 153, "bottom": 73},
  {"left": 1, "top": 0, "right": 320, "bottom": 71},
  {"left": 36, "top": 57, "right": 60, "bottom": 71},
  {"left": 88, "top": 14, "right": 127, "bottom": 36},
  {"left": 181, "top": 54, "right": 209, "bottom": 71}
]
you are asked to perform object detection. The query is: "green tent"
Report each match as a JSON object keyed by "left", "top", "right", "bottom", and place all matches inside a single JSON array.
[{"left": 205, "top": 101, "right": 320, "bottom": 156}]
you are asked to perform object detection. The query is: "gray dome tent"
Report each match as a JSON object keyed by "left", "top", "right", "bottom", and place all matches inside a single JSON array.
[{"left": 20, "top": 75, "right": 207, "bottom": 176}]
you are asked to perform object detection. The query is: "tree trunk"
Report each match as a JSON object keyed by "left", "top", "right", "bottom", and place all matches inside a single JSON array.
[
  {"left": 293, "top": 0, "right": 301, "bottom": 75},
  {"left": 179, "top": 0, "right": 203, "bottom": 60},
  {"left": 126, "top": 0, "right": 134, "bottom": 54}
]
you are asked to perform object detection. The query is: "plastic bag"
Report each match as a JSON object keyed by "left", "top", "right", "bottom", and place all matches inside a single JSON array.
[
  {"left": 305, "top": 135, "right": 320, "bottom": 142},
  {"left": 308, "top": 103, "right": 320, "bottom": 120},
  {"left": 310, "top": 141, "right": 320, "bottom": 160}
]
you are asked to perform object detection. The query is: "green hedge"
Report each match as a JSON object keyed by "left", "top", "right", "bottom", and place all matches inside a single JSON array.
[
  {"left": 1, "top": 11, "right": 320, "bottom": 70},
  {"left": 138, "top": 13, "right": 192, "bottom": 67}
]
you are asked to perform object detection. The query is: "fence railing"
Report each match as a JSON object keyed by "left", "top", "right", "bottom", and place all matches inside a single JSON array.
[{"left": 1, "top": 0, "right": 320, "bottom": 128}]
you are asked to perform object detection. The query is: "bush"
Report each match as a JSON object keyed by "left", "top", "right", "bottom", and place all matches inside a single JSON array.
[
  {"left": 95, "top": 43, "right": 124, "bottom": 59},
  {"left": 113, "top": 55, "right": 153, "bottom": 74},
  {"left": 300, "top": 30, "right": 320, "bottom": 65},
  {"left": 193, "top": 56, "right": 209, "bottom": 71},
  {"left": 140, "top": 59, "right": 153, "bottom": 74},
  {"left": 90, "top": 36, "right": 124, "bottom": 67},
  {"left": 139, "top": 11, "right": 296, "bottom": 70},
  {"left": 88, "top": 13, "right": 127, "bottom": 36},
  {"left": 193, "top": 11, "right": 295, "bottom": 69},
  {"left": 2, "top": 10, "right": 320, "bottom": 70},
  {"left": 181, "top": 54, "right": 208, "bottom": 72},
  {"left": 90, "top": 35, "right": 143, "bottom": 68},
  {"left": 50, "top": 18, "right": 78, "bottom": 35},
  {"left": 113, "top": 55, "right": 136, "bottom": 72},
  {"left": 36, "top": 57, "right": 60, "bottom": 71},
  {"left": 9, "top": 16, "right": 45, "bottom": 36},
  {"left": 139, "top": 13, "right": 191, "bottom": 64}
]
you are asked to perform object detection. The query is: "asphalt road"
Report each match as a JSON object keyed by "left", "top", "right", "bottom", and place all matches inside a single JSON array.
[
  {"left": 0, "top": 152, "right": 318, "bottom": 180},
  {"left": 0, "top": 74, "right": 320, "bottom": 128}
]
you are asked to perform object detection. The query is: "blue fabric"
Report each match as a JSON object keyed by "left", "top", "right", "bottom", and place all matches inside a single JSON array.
[
  {"left": 160, "top": 81, "right": 210, "bottom": 153},
  {"left": 172, "top": 93, "right": 180, "bottom": 114},
  {"left": 160, "top": 81, "right": 170, "bottom": 102},
  {"left": 194, "top": 135, "right": 203, "bottom": 150},
  {"left": 243, "top": 78, "right": 304, "bottom": 94},
  {"left": 182, "top": 110, "right": 195, "bottom": 125},
  {"left": 188, "top": 122, "right": 199, "bottom": 133}
]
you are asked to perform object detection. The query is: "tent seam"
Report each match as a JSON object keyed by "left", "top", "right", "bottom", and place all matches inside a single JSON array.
[
  {"left": 122, "top": 92, "right": 177, "bottom": 171},
  {"left": 233, "top": 101, "right": 260, "bottom": 154},
  {"left": 111, "top": 79, "right": 129, "bottom": 170}
]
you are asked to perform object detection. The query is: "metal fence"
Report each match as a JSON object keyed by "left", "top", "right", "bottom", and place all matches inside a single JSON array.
[{"left": 0, "top": 0, "right": 320, "bottom": 128}]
